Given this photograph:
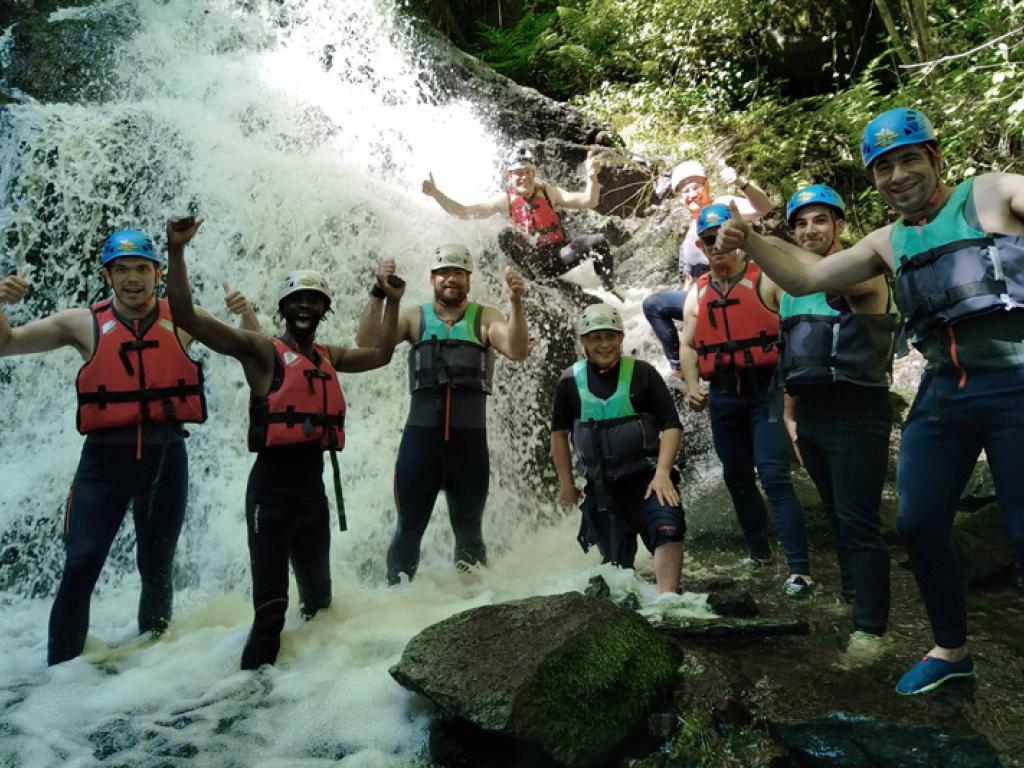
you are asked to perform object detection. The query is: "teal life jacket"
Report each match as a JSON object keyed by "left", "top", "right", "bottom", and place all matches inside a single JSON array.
[
  {"left": 570, "top": 356, "right": 661, "bottom": 485},
  {"left": 891, "top": 179, "right": 1024, "bottom": 368},
  {"left": 409, "top": 302, "right": 494, "bottom": 394},
  {"left": 778, "top": 290, "right": 899, "bottom": 389}
]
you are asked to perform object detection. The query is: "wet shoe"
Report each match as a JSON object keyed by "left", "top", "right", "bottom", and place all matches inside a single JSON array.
[
  {"left": 895, "top": 654, "right": 974, "bottom": 695},
  {"left": 741, "top": 555, "right": 774, "bottom": 569},
  {"left": 782, "top": 575, "right": 815, "bottom": 598}
]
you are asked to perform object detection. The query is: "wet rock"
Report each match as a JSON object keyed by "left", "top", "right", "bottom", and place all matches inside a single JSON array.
[
  {"left": 958, "top": 461, "right": 997, "bottom": 512},
  {"left": 953, "top": 502, "right": 1017, "bottom": 587},
  {"left": 771, "top": 712, "right": 1005, "bottom": 768},
  {"left": 391, "top": 592, "right": 679, "bottom": 768},
  {"left": 706, "top": 589, "right": 760, "bottom": 619},
  {"left": 1, "top": 2, "right": 137, "bottom": 103},
  {"left": 652, "top": 617, "right": 809, "bottom": 640},
  {"left": 584, "top": 575, "right": 611, "bottom": 600},
  {"left": 619, "top": 592, "right": 642, "bottom": 611}
]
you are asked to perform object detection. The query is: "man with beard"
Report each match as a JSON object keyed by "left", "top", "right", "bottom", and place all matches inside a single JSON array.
[
  {"left": 716, "top": 107, "right": 1024, "bottom": 694},
  {"left": 421, "top": 145, "right": 616, "bottom": 291},
  {"left": 358, "top": 244, "right": 528, "bottom": 584},
  {"left": 679, "top": 203, "right": 812, "bottom": 597},
  {"left": 165, "top": 216, "right": 405, "bottom": 669},
  {"left": 643, "top": 160, "right": 771, "bottom": 388},
  {"left": 0, "top": 226, "right": 256, "bottom": 665},
  {"left": 777, "top": 185, "right": 898, "bottom": 648}
]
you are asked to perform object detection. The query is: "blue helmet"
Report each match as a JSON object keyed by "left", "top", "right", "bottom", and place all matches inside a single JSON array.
[
  {"left": 696, "top": 203, "right": 732, "bottom": 235},
  {"left": 860, "top": 108, "right": 936, "bottom": 168},
  {"left": 786, "top": 184, "right": 845, "bottom": 226},
  {"left": 101, "top": 229, "right": 159, "bottom": 266}
]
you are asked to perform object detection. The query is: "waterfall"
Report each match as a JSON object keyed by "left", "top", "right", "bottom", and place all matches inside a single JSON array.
[{"left": 0, "top": 2, "right": 717, "bottom": 764}]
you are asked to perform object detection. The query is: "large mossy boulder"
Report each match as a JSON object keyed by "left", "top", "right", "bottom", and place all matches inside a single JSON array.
[{"left": 390, "top": 591, "right": 680, "bottom": 768}]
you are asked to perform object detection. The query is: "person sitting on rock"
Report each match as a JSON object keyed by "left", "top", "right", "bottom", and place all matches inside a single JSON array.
[
  {"left": 643, "top": 159, "right": 772, "bottom": 390},
  {"left": 422, "top": 144, "right": 616, "bottom": 291},
  {"left": 550, "top": 303, "right": 685, "bottom": 593}
]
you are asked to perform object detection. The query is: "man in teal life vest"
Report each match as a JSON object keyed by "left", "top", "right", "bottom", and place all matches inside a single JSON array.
[
  {"left": 0, "top": 227, "right": 257, "bottom": 665},
  {"left": 777, "top": 185, "right": 898, "bottom": 647},
  {"left": 357, "top": 244, "right": 528, "bottom": 584},
  {"left": 678, "top": 203, "right": 812, "bottom": 597},
  {"left": 164, "top": 217, "right": 406, "bottom": 669},
  {"left": 421, "top": 145, "right": 616, "bottom": 290},
  {"left": 550, "top": 303, "right": 685, "bottom": 593},
  {"left": 717, "top": 107, "right": 1024, "bottom": 695}
]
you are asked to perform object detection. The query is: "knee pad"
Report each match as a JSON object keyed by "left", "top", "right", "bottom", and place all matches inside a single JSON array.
[{"left": 651, "top": 523, "right": 684, "bottom": 549}]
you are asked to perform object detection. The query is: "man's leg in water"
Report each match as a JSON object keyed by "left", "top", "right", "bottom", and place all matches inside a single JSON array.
[
  {"left": 559, "top": 234, "right": 614, "bottom": 289},
  {"left": 642, "top": 291, "right": 685, "bottom": 371},
  {"left": 289, "top": 495, "right": 332, "bottom": 618},
  {"left": 442, "top": 428, "right": 490, "bottom": 570},
  {"left": 47, "top": 442, "right": 132, "bottom": 665},
  {"left": 388, "top": 425, "right": 444, "bottom": 583},
  {"left": 131, "top": 440, "right": 188, "bottom": 636},
  {"left": 242, "top": 478, "right": 293, "bottom": 670}
]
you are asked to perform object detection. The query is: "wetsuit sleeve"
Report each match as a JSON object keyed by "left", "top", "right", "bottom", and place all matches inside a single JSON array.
[
  {"left": 631, "top": 360, "right": 682, "bottom": 431},
  {"left": 551, "top": 369, "right": 580, "bottom": 432}
]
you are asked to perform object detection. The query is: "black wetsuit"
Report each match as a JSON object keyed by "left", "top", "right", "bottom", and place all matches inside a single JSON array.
[
  {"left": 48, "top": 426, "right": 187, "bottom": 665},
  {"left": 241, "top": 443, "right": 332, "bottom": 669},
  {"left": 387, "top": 390, "right": 490, "bottom": 583}
]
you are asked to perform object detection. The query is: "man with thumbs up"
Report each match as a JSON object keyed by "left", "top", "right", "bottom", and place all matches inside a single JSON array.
[
  {"left": 421, "top": 144, "right": 617, "bottom": 291},
  {"left": 0, "top": 226, "right": 256, "bottom": 665}
]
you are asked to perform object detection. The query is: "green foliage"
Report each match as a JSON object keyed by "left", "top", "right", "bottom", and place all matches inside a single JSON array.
[{"left": 448, "top": 0, "right": 1024, "bottom": 236}]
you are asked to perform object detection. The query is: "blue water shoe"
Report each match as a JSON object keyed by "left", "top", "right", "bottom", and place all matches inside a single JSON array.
[{"left": 895, "top": 654, "right": 974, "bottom": 695}]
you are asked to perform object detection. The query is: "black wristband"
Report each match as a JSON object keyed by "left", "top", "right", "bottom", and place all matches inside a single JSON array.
[
  {"left": 370, "top": 283, "right": 386, "bottom": 299},
  {"left": 739, "top": 180, "right": 750, "bottom": 191}
]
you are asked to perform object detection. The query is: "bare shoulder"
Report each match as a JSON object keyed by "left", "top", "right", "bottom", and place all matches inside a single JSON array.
[{"left": 973, "top": 172, "right": 1024, "bottom": 234}]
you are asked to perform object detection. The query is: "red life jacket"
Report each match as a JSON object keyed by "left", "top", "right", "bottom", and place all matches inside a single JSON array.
[
  {"left": 507, "top": 185, "right": 566, "bottom": 246},
  {"left": 694, "top": 261, "right": 780, "bottom": 380},
  {"left": 75, "top": 298, "right": 206, "bottom": 434},
  {"left": 249, "top": 338, "right": 346, "bottom": 451}
]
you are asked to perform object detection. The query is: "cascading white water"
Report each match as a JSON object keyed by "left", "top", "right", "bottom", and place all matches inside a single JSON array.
[{"left": 0, "top": 2, "right": 717, "bottom": 765}]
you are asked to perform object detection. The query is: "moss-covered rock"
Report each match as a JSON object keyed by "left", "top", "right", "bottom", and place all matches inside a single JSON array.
[{"left": 390, "top": 591, "right": 680, "bottom": 767}]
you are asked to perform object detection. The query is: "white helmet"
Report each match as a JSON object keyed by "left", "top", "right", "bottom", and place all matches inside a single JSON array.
[
  {"left": 577, "top": 303, "right": 624, "bottom": 336},
  {"left": 277, "top": 269, "right": 332, "bottom": 307},
  {"left": 505, "top": 145, "right": 537, "bottom": 172},
  {"left": 431, "top": 243, "right": 474, "bottom": 273},
  {"left": 670, "top": 160, "right": 707, "bottom": 192}
]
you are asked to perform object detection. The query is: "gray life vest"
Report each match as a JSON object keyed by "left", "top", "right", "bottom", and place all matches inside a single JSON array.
[{"left": 408, "top": 302, "right": 494, "bottom": 394}]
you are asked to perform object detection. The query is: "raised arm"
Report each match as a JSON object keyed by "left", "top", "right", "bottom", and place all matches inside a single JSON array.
[
  {"left": 481, "top": 267, "right": 528, "bottom": 361},
  {"left": 717, "top": 200, "right": 890, "bottom": 296},
  {"left": 547, "top": 151, "right": 601, "bottom": 210},
  {"left": 354, "top": 260, "right": 413, "bottom": 348},
  {"left": 421, "top": 172, "right": 508, "bottom": 220},
  {"left": 328, "top": 274, "right": 404, "bottom": 373},
  {"left": 0, "top": 267, "right": 93, "bottom": 359},
  {"left": 165, "top": 217, "right": 270, "bottom": 372},
  {"left": 719, "top": 163, "right": 773, "bottom": 219}
]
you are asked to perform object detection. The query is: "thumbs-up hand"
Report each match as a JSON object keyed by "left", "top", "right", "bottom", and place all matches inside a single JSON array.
[
  {"left": 504, "top": 266, "right": 525, "bottom": 301},
  {"left": 716, "top": 199, "right": 750, "bottom": 254},
  {"left": 0, "top": 265, "right": 31, "bottom": 305},
  {"left": 222, "top": 280, "right": 253, "bottom": 316},
  {"left": 421, "top": 172, "right": 438, "bottom": 198}
]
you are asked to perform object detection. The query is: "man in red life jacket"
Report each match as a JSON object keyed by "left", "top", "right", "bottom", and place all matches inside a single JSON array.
[
  {"left": 356, "top": 244, "right": 528, "bottom": 584},
  {"left": 164, "top": 217, "right": 405, "bottom": 669},
  {"left": 678, "top": 203, "right": 813, "bottom": 597},
  {"left": 421, "top": 145, "right": 616, "bottom": 291},
  {"left": 0, "top": 228, "right": 257, "bottom": 665},
  {"left": 644, "top": 159, "right": 773, "bottom": 389}
]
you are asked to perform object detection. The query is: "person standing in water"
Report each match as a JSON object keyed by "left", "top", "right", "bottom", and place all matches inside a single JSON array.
[
  {"left": 357, "top": 244, "right": 528, "bottom": 584},
  {"left": 164, "top": 216, "right": 404, "bottom": 669},
  {"left": 0, "top": 226, "right": 256, "bottom": 665}
]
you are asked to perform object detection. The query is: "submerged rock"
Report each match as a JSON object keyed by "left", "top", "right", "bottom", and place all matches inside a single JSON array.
[
  {"left": 706, "top": 588, "right": 760, "bottom": 619},
  {"left": 390, "top": 592, "right": 679, "bottom": 767},
  {"left": 771, "top": 713, "right": 1006, "bottom": 768},
  {"left": 652, "top": 617, "right": 809, "bottom": 640}
]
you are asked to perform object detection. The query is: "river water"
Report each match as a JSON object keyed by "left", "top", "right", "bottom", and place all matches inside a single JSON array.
[{"left": 0, "top": 2, "right": 718, "bottom": 765}]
